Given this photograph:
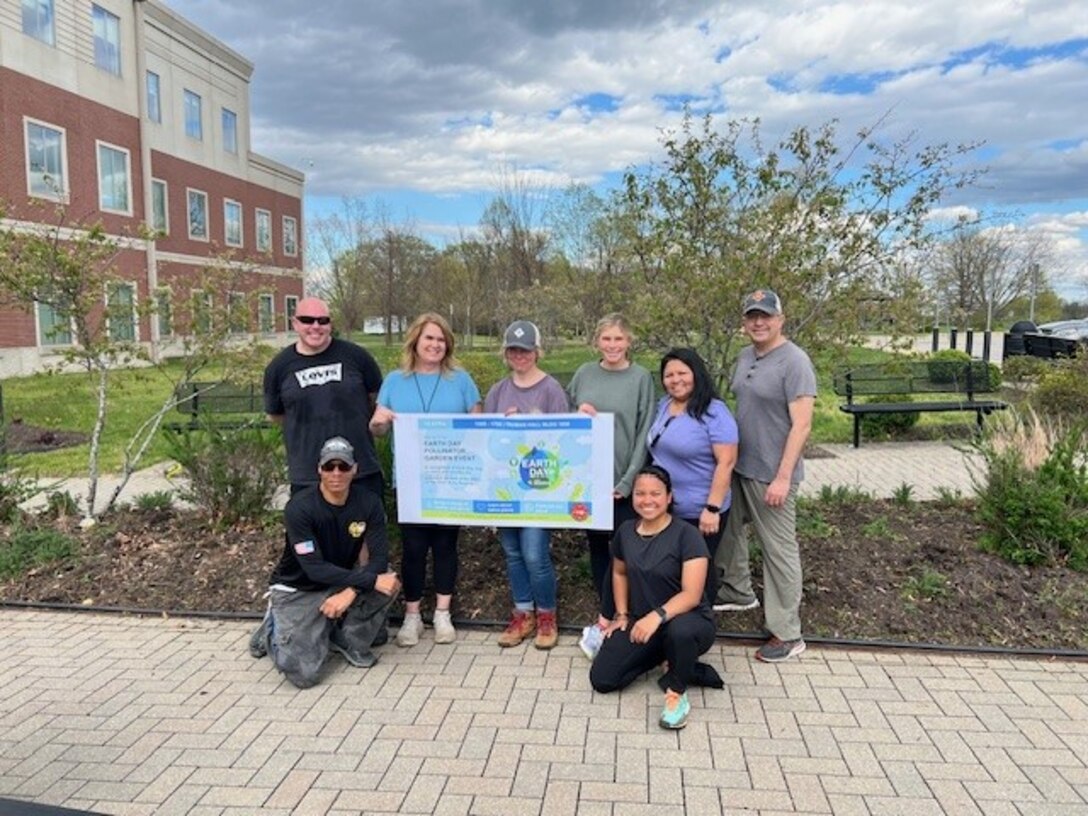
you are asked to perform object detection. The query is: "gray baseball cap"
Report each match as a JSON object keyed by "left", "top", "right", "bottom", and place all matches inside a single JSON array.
[
  {"left": 317, "top": 436, "right": 355, "bottom": 467},
  {"left": 502, "top": 320, "right": 542, "bottom": 350},
  {"left": 742, "top": 289, "right": 783, "bottom": 315}
]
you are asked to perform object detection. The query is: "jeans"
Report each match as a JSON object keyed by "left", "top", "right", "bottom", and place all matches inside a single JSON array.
[{"left": 499, "top": 527, "right": 557, "bottom": 611}]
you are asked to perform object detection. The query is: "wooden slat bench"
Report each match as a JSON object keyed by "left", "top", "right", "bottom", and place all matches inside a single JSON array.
[{"left": 833, "top": 360, "right": 1008, "bottom": 448}]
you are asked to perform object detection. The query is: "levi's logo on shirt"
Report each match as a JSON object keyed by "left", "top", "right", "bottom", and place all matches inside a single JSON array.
[{"left": 294, "top": 363, "right": 343, "bottom": 389}]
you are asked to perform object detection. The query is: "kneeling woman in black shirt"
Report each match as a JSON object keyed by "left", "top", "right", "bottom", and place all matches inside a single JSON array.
[{"left": 589, "top": 464, "right": 718, "bottom": 729}]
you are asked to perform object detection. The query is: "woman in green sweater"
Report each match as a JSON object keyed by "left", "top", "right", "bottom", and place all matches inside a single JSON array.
[{"left": 567, "top": 313, "right": 656, "bottom": 659}]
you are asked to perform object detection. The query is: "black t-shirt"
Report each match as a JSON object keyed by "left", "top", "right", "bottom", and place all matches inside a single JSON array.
[
  {"left": 270, "top": 484, "right": 389, "bottom": 593},
  {"left": 611, "top": 518, "right": 712, "bottom": 621},
  {"left": 263, "top": 338, "right": 383, "bottom": 485}
]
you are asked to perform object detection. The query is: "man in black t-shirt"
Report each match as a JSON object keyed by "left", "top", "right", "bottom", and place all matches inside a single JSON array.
[
  {"left": 263, "top": 297, "right": 383, "bottom": 495},
  {"left": 252, "top": 437, "right": 401, "bottom": 688}
]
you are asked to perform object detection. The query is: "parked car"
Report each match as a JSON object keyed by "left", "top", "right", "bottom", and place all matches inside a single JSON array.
[{"left": 1036, "top": 319, "right": 1088, "bottom": 341}]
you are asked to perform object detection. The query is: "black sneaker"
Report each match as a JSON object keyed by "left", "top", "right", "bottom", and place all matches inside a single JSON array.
[
  {"left": 248, "top": 617, "right": 269, "bottom": 659},
  {"left": 329, "top": 629, "right": 378, "bottom": 668}
]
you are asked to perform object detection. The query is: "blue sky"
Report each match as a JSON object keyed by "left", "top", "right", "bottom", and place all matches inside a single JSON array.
[{"left": 167, "top": 0, "right": 1088, "bottom": 296}]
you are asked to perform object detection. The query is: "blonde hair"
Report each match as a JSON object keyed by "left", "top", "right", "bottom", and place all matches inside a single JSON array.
[
  {"left": 593, "top": 313, "right": 635, "bottom": 358},
  {"left": 400, "top": 313, "right": 459, "bottom": 374}
]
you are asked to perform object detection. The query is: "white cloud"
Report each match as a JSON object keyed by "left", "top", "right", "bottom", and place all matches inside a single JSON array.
[{"left": 167, "top": 0, "right": 1088, "bottom": 276}]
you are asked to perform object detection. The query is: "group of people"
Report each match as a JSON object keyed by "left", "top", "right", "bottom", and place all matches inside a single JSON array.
[{"left": 249, "top": 289, "right": 817, "bottom": 731}]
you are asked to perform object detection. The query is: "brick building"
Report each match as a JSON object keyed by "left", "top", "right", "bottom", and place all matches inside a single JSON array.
[{"left": 0, "top": 0, "right": 304, "bottom": 376}]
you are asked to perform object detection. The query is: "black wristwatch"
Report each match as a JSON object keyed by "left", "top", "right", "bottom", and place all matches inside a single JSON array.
[
  {"left": 654, "top": 606, "right": 667, "bottom": 624},
  {"left": 704, "top": 503, "right": 721, "bottom": 513}
]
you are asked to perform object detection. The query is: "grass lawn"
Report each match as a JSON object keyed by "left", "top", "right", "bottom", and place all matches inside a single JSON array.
[{"left": 2, "top": 336, "right": 985, "bottom": 477}]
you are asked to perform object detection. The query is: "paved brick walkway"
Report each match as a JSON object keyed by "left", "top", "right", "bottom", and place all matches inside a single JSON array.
[{"left": 1, "top": 610, "right": 1085, "bottom": 815}]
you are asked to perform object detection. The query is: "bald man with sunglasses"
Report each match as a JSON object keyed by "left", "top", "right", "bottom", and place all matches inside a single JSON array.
[{"left": 263, "top": 297, "right": 383, "bottom": 495}]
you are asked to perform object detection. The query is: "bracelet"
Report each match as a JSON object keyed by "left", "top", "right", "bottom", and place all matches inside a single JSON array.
[{"left": 613, "top": 612, "right": 629, "bottom": 620}]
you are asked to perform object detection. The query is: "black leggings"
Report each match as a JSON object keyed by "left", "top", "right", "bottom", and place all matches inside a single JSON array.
[
  {"left": 589, "top": 611, "right": 716, "bottom": 694},
  {"left": 400, "top": 523, "right": 460, "bottom": 602}
]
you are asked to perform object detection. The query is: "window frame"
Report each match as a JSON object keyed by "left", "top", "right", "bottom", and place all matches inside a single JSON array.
[
  {"left": 151, "top": 178, "right": 169, "bottom": 235},
  {"left": 183, "top": 89, "right": 203, "bottom": 141},
  {"left": 22, "top": 0, "right": 55, "bottom": 46},
  {"left": 155, "top": 287, "right": 173, "bottom": 338},
  {"left": 146, "top": 70, "right": 162, "bottom": 123},
  {"left": 282, "top": 215, "right": 298, "bottom": 257},
  {"left": 36, "top": 300, "right": 72, "bottom": 347},
  {"left": 285, "top": 295, "right": 299, "bottom": 327},
  {"left": 190, "top": 289, "right": 214, "bottom": 334},
  {"left": 223, "top": 199, "right": 243, "bottom": 248},
  {"left": 24, "top": 116, "right": 68, "bottom": 202},
  {"left": 91, "top": 4, "right": 121, "bottom": 76},
  {"left": 255, "top": 208, "right": 272, "bottom": 253},
  {"left": 258, "top": 293, "right": 275, "bottom": 333},
  {"left": 221, "top": 108, "right": 238, "bottom": 154},
  {"left": 106, "top": 281, "right": 137, "bottom": 342},
  {"left": 227, "top": 291, "right": 248, "bottom": 334},
  {"left": 186, "top": 188, "right": 209, "bottom": 242},
  {"left": 95, "top": 140, "right": 133, "bottom": 216}
]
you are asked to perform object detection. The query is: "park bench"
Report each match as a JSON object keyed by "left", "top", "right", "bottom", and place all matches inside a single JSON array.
[
  {"left": 164, "top": 381, "right": 270, "bottom": 433},
  {"left": 833, "top": 360, "right": 1007, "bottom": 448}
]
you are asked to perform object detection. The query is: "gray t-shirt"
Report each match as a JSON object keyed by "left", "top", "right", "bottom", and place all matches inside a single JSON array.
[
  {"left": 483, "top": 374, "right": 569, "bottom": 415},
  {"left": 730, "top": 340, "right": 817, "bottom": 484}
]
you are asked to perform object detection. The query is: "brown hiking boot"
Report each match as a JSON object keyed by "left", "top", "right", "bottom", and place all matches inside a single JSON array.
[
  {"left": 497, "top": 610, "right": 536, "bottom": 647},
  {"left": 534, "top": 610, "right": 558, "bottom": 650}
]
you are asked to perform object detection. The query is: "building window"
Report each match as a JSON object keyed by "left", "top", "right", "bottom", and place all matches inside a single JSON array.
[
  {"left": 146, "top": 71, "right": 161, "bottom": 123},
  {"left": 107, "top": 282, "right": 136, "bottom": 342},
  {"left": 255, "top": 209, "right": 272, "bottom": 253},
  {"left": 224, "top": 200, "right": 243, "bottom": 247},
  {"left": 227, "top": 292, "right": 247, "bottom": 334},
  {"left": 285, "top": 295, "right": 298, "bottom": 326},
  {"left": 96, "top": 141, "right": 131, "bottom": 215},
  {"left": 258, "top": 294, "right": 275, "bottom": 333},
  {"left": 283, "top": 215, "right": 298, "bottom": 257},
  {"left": 92, "top": 4, "right": 121, "bottom": 76},
  {"left": 222, "top": 108, "right": 238, "bottom": 154},
  {"left": 184, "top": 90, "right": 202, "bottom": 140},
  {"left": 25, "top": 118, "right": 67, "bottom": 200},
  {"left": 156, "top": 288, "right": 173, "bottom": 338},
  {"left": 37, "top": 301, "right": 71, "bottom": 346},
  {"left": 190, "top": 290, "right": 213, "bottom": 334},
  {"left": 187, "top": 188, "right": 208, "bottom": 241},
  {"left": 151, "top": 179, "right": 168, "bottom": 234},
  {"left": 22, "top": 0, "right": 54, "bottom": 46}
]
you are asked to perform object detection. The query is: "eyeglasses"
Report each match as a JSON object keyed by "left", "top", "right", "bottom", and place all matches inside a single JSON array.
[
  {"left": 320, "top": 461, "right": 353, "bottom": 472},
  {"left": 296, "top": 315, "right": 331, "bottom": 325}
]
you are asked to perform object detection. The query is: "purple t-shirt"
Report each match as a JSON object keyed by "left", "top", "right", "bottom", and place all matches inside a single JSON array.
[{"left": 646, "top": 397, "right": 739, "bottom": 519}]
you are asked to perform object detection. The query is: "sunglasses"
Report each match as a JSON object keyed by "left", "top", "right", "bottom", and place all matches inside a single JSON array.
[
  {"left": 296, "top": 315, "right": 331, "bottom": 325},
  {"left": 320, "top": 461, "right": 353, "bottom": 472}
]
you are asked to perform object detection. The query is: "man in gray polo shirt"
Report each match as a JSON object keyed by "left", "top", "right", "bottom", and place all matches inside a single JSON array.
[{"left": 714, "top": 289, "right": 817, "bottom": 663}]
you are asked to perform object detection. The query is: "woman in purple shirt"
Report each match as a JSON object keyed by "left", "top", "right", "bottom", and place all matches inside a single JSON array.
[{"left": 646, "top": 348, "right": 738, "bottom": 603}]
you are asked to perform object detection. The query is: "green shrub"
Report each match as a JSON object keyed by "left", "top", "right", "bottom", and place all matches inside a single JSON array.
[
  {"left": 459, "top": 353, "right": 508, "bottom": 396},
  {"left": 927, "top": 349, "right": 972, "bottom": 383},
  {"left": 860, "top": 395, "right": 920, "bottom": 437},
  {"left": 0, "top": 526, "right": 75, "bottom": 580},
  {"left": 164, "top": 421, "right": 285, "bottom": 527},
  {"left": 1031, "top": 358, "right": 1088, "bottom": 421},
  {"left": 0, "top": 471, "right": 37, "bottom": 525},
  {"left": 1001, "top": 355, "right": 1047, "bottom": 383},
  {"left": 134, "top": 491, "right": 174, "bottom": 512},
  {"left": 973, "top": 416, "right": 1088, "bottom": 570},
  {"left": 43, "top": 490, "right": 80, "bottom": 519}
]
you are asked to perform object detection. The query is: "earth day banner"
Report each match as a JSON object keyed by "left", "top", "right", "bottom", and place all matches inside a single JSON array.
[{"left": 392, "top": 413, "right": 614, "bottom": 529}]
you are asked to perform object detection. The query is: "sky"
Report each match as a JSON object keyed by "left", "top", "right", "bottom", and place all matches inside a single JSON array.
[{"left": 167, "top": 0, "right": 1088, "bottom": 298}]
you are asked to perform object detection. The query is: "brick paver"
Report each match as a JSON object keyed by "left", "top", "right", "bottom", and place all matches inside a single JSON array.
[{"left": 1, "top": 610, "right": 1085, "bottom": 815}]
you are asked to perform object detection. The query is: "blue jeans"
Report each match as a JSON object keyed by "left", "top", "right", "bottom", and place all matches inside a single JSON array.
[{"left": 499, "top": 527, "right": 557, "bottom": 611}]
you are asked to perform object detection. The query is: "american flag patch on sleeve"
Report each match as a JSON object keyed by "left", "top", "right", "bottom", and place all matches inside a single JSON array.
[{"left": 294, "top": 540, "right": 315, "bottom": 555}]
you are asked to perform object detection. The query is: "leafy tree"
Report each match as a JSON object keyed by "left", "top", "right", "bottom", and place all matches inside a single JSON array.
[
  {"left": 0, "top": 203, "right": 263, "bottom": 520},
  {"left": 616, "top": 112, "right": 981, "bottom": 384}
]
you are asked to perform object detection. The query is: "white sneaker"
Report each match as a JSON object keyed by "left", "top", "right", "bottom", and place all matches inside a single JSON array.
[
  {"left": 396, "top": 612, "right": 424, "bottom": 647},
  {"left": 578, "top": 624, "right": 604, "bottom": 660},
  {"left": 433, "top": 610, "right": 456, "bottom": 644}
]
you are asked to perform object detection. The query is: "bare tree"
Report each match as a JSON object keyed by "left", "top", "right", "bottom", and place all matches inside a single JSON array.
[{"left": 307, "top": 197, "right": 375, "bottom": 333}]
